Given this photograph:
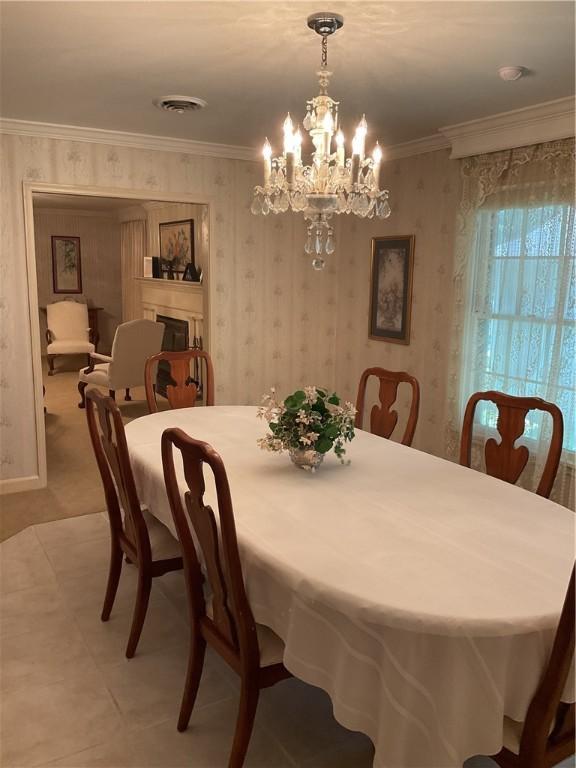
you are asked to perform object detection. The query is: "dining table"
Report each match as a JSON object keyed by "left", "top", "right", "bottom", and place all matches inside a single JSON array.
[{"left": 124, "top": 405, "right": 575, "bottom": 768}]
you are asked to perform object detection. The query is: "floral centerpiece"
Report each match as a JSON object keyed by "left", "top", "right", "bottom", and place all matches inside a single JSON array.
[{"left": 257, "top": 386, "right": 356, "bottom": 470}]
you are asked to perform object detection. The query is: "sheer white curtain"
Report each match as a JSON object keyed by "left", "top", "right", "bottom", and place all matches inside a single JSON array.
[
  {"left": 446, "top": 139, "right": 575, "bottom": 509},
  {"left": 121, "top": 220, "right": 147, "bottom": 322}
]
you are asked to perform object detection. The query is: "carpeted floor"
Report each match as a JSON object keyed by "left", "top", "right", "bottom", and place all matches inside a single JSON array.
[{"left": 0, "top": 356, "right": 166, "bottom": 542}]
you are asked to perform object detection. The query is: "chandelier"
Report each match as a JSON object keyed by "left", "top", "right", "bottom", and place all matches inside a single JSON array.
[{"left": 251, "top": 12, "right": 391, "bottom": 270}]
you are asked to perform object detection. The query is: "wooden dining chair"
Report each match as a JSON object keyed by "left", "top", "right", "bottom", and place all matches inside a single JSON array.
[
  {"left": 85, "top": 389, "right": 183, "bottom": 658},
  {"left": 459, "top": 391, "right": 564, "bottom": 498},
  {"left": 161, "top": 428, "right": 291, "bottom": 768},
  {"left": 145, "top": 349, "right": 215, "bottom": 413},
  {"left": 355, "top": 367, "right": 420, "bottom": 446},
  {"left": 492, "top": 566, "right": 575, "bottom": 768}
]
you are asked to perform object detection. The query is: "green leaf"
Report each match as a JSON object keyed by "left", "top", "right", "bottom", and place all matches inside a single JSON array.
[
  {"left": 315, "top": 436, "right": 333, "bottom": 453},
  {"left": 324, "top": 424, "right": 340, "bottom": 439},
  {"left": 327, "top": 395, "right": 340, "bottom": 405},
  {"left": 284, "top": 390, "right": 306, "bottom": 411}
]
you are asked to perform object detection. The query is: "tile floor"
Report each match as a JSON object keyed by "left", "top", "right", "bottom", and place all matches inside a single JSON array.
[{"left": 1, "top": 514, "right": 573, "bottom": 768}]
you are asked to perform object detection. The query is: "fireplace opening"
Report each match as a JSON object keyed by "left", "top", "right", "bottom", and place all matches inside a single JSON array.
[{"left": 155, "top": 315, "right": 203, "bottom": 400}]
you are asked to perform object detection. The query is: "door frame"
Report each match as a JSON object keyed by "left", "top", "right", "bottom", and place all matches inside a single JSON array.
[{"left": 11, "top": 181, "right": 215, "bottom": 495}]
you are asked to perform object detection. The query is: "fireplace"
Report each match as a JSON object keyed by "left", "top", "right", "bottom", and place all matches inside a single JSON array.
[{"left": 155, "top": 315, "right": 203, "bottom": 400}]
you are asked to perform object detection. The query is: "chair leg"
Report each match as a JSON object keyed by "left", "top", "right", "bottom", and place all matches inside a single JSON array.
[
  {"left": 101, "top": 540, "right": 123, "bottom": 622},
  {"left": 229, "top": 682, "right": 260, "bottom": 768},
  {"left": 78, "top": 381, "right": 87, "bottom": 409},
  {"left": 125, "top": 569, "right": 152, "bottom": 659},
  {"left": 125, "top": 388, "right": 132, "bottom": 401},
  {"left": 177, "top": 629, "right": 207, "bottom": 732},
  {"left": 47, "top": 355, "right": 55, "bottom": 376}
]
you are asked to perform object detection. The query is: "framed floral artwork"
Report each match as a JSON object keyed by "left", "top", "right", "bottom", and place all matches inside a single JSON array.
[
  {"left": 51, "top": 236, "right": 82, "bottom": 294},
  {"left": 369, "top": 235, "right": 415, "bottom": 344},
  {"left": 159, "top": 219, "right": 195, "bottom": 274}
]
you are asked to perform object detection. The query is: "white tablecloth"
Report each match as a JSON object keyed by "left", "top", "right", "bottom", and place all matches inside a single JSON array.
[{"left": 125, "top": 406, "right": 575, "bottom": 768}]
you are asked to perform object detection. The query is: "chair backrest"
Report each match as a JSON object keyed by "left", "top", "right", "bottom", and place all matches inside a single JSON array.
[
  {"left": 107, "top": 319, "right": 165, "bottom": 390},
  {"left": 85, "top": 388, "right": 151, "bottom": 563},
  {"left": 161, "top": 428, "right": 259, "bottom": 671},
  {"left": 518, "top": 565, "right": 575, "bottom": 760},
  {"left": 145, "top": 349, "right": 215, "bottom": 413},
  {"left": 46, "top": 300, "right": 89, "bottom": 341},
  {"left": 355, "top": 367, "right": 420, "bottom": 446},
  {"left": 459, "top": 390, "right": 564, "bottom": 498}
]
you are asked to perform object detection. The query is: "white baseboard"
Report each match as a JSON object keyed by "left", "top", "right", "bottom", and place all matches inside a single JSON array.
[{"left": 0, "top": 475, "right": 45, "bottom": 496}]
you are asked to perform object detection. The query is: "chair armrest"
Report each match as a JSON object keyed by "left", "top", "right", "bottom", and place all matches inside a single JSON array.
[
  {"left": 82, "top": 352, "right": 112, "bottom": 375},
  {"left": 46, "top": 329, "right": 54, "bottom": 344}
]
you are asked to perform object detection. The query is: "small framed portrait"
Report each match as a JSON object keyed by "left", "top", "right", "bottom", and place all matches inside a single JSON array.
[
  {"left": 51, "top": 236, "right": 82, "bottom": 294},
  {"left": 369, "top": 235, "right": 415, "bottom": 344},
  {"left": 159, "top": 219, "right": 194, "bottom": 273}
]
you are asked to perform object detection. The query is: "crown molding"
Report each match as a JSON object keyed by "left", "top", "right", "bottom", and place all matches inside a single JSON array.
[
  {"left": 0, "top": 118, "right": 257, "bottom": 161},
  {"left": 440, "top": 97, "right": 575, "bottom": 159},
  {"left": 2, "top": 97, "right": 574, "bottom": 167},
  {"left": 0, "top": 115, "right": 453, "bottom": 163},
  {"left": 384, "top": 133, "right": 451, "bottom": 160}
]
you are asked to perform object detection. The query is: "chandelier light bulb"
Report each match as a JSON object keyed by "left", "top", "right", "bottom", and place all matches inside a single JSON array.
[
  {"left": 372, "top": 142, "right": 382, "bottom": 186},
  {"left": 336, "top": 129, "right": 345, "bottom": 166},
  {"left": 355, "top": 115, "right": 367, "bottom": 159},
  {"left": 283, "top": 113, "right": 294, "bottom": 154},
  {"left": 322, "top": 111, "right": 334, "bottom": 133},
  {"left": 263, "top": 138, "right": 272, "bottom": 186},
  {"left": 293, "top": 128, "right": 303, "bottom": 164}
]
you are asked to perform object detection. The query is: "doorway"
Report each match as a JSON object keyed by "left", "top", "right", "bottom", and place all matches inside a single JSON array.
[{"left": 1, "top": 184, "right": 211, "bottom": 540}]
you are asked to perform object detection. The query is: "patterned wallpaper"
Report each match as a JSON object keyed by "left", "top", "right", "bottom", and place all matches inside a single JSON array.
[
  {"left": 335, "top": 149, "right": 461, "bottom": 458},
  {"left": 0, "top": 133, "right": 338, "bottom": 481},
  {"left": 34, "top": 210, "right": 122, "bottom": 353}
]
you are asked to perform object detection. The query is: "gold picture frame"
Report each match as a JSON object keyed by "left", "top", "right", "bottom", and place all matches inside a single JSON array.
[{"left": 369, "top": 235, "right": 415, "bottom": 344}]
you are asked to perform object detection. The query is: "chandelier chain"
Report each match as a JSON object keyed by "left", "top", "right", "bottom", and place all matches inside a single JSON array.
[{"left": 321, "top": 35, "right": 328, "bottom": 68}]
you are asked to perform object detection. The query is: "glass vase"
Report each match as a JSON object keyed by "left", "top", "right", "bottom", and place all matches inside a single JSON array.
[{"left": 289, "top": 448, "right": 324, "bottom": 471}]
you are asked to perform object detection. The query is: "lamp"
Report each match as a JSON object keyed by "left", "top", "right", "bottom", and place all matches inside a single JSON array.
[{"left": 251, "top": 12, "right": 391, "bottom": 269}]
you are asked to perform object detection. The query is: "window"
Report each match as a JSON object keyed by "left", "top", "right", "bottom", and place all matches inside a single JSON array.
[{"left": 464, "top": 202, "right": 575, "bottom": 452}]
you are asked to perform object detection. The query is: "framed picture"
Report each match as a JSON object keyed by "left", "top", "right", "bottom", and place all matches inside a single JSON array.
[
  {"left": 51, "top": 236, "right": 82, "bottom": 294},
  {"left": 369, "top": 235, "right": 415, "bottom": 344},
  {"left": 159, "top": 219, "right": 194, "bottom": 274}
]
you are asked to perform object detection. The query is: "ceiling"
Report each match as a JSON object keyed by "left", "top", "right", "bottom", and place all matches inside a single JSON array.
[{"left": 2, "top": 2, "right": 574, "bottom": 150}]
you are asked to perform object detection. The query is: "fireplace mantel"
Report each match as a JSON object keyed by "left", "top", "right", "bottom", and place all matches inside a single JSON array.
[
  {"left": 136, "top": 277, "right": 203, "bottom": 343},
  {"left": 136, "top": 277, "right": 203, "bottom": 295}
]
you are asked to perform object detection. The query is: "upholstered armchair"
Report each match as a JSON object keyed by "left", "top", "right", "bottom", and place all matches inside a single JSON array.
[
  {"left": 46, "top": 300, "right": 95, "bottom": 375},
  {"left": 78, "top": 319, "right": 165, "bottom": 408}
]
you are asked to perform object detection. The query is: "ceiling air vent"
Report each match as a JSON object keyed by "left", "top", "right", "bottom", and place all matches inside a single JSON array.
[{"left": 153, "top": 95, "right": 207, "bottom": 114}]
